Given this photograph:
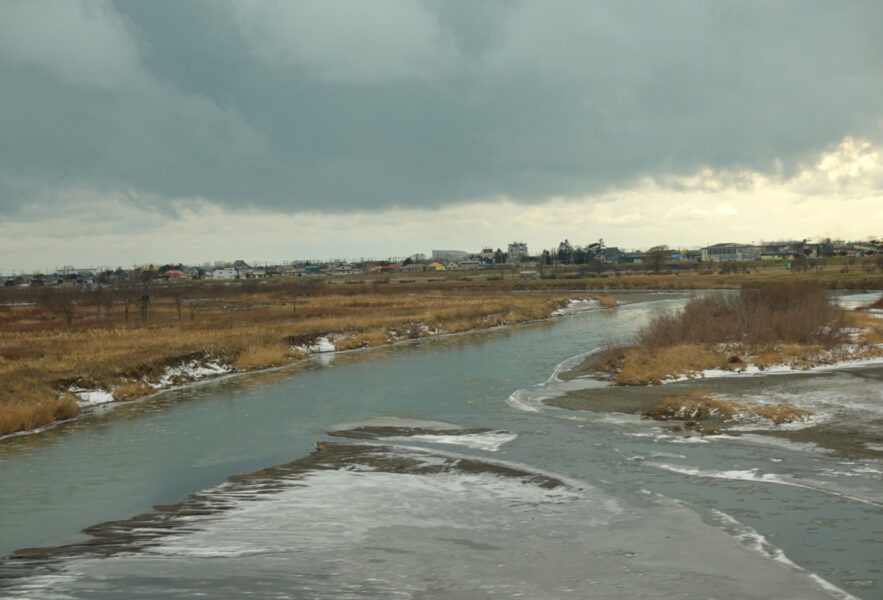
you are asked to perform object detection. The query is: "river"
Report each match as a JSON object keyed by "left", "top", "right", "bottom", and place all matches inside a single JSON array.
[{"left": 0, "top": 292, "right": 880, "bottom": 598}]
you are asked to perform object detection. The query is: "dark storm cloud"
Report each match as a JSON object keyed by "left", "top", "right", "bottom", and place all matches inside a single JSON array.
[{"left": 0, "top": 0, "right": 881, "bottom": 216}]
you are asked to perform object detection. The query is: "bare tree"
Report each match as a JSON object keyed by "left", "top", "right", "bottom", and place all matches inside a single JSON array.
[
  {"left": 41, "top": 286, "right": 78, "bottom": 327},
  {"left": 646, "top": 246, "right": 669, "bottom": 274},
  {"left": 116, "top": 278, "right": 138, "bottom": 324},
  {"left": 167, "top": 284, "right": 185, "bottom": 320},
  {"left": 129, "top": 269, "right": 154, "bottom": 325},
  {"left": 87, "top": 283, "right": 106, "bottom": 317}
]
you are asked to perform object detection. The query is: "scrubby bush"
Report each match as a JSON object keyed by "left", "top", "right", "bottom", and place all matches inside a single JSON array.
[{"left": 637, "top": 283, "right": 848, "bottom": 349}]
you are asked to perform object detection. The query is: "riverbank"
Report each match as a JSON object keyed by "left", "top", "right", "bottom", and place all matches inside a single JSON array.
[
  {"left": 549, "top": 288, "right": 883, "bottom": 458},
  {"left": 594, "top": 285, "right": 883, "bottom": 385},
  {"left": 1, "top": 289, "right": 878, "bottom": 598},
  {"left": 0, "top": 285, "right": 619, "bottom": 437},
  {"left": 549, "top": 361, "right": 883, "bottom": 458}
]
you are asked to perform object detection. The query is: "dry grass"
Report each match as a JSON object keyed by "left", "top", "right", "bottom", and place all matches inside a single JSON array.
[
  {"left": 334, "top": 328, "right": 391, "bottom": 350},
  {"left": 232, "top": 345, "right": 298, "bottom": 370},
  {"left": 0, "top": 394, "right": 80, "bottom": 436},
  {"left": 602, "top": 345, "right": 726, "bottom": 385},
  {"left": 590, "top": 294, "right": 619, "bottom": 308},
  {"left": 644, "top": 391, "right": 812, "bottom": 427},
  {"left": 112, "top": 381, "right": 154, "bottom": 402},
  {"left": 558, "top": 268, "right": 881, "bottom": 292},
  {"left": 0, "top": 281, "right": 573, "bottom": 436},
  {"left": 849, "top": 312, "right": 883, "bottom": 345},
  {"left": 638, "top": 283, "right": 848, "bottom": 349},
  {"left": 600, "top": 283, "right": 883, "bottom": 385}
]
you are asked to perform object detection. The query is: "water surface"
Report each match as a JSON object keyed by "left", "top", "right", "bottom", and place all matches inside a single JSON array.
[{"left": 1, "top": 293, "right": 880, "bottom": 598}]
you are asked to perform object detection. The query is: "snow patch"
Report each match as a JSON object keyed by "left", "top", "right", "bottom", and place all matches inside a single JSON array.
[
  {"left": 663, "top": 354, "right": 883, "bottom": 383},
  {"left": 386, "top": 322, "right": 442, "bottom": 342},
  {"left": 68, "top": 358, "right": 232, "bottom": 409},
  {"left": 552, "top": 298, "right": 599, "bottom": 316},
  {"left": 155, "top": 360, "right": 231, "bottom": 387},
  {"left": 68, "top": 387, "right": 115, "bottom": 407},
  {"left": 291, "top": 336, "right": 336, "bottom": 354}
]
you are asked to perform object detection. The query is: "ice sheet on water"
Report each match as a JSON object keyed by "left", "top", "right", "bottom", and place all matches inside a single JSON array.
[
  {"left": 329, "top": 416, "right": 463, "bottom": 432},
  {"left": 709, "top": 509, "right": 860, "bottom": 600},
  {"left": 383, "top": 431, "right": 518, "bottom": 452},
  {"left": 5, "top": 454, "right": 845, "bottom": 600},
  {"left": 837, "top": 291, "right": 883, "bottom": 311},
  {"left": 644, "top": 461, "right": 883, "bottom": 507}
]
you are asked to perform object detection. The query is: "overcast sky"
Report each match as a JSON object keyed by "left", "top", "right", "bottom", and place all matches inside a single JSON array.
[{"left": 1, "top": 0, "right": 882, "bottom": 272}]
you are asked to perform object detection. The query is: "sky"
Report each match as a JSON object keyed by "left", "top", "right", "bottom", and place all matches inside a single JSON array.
[{"left": 1, "top": 0, "right": 882, "bottom": 272}]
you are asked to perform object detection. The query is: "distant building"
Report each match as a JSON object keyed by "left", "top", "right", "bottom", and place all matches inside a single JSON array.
[
  {"left": 210, "top": 268, "right": 239, "bottom": 280},
  {"left": 158, "top": 269, "right": 187, "bottom": 279},
  {"left": 619, "top": 252, "right": 645, "bottom": 264},
  {"left": 507, "top": 242, "right": 529, "bottom": 260},
  {"left": 701, "top": 243, "right": 760, "bottom": 262},
  {"left": 603, "top": 247, "right": 622, "bottom": 263},
  {"left": 459, "top": 259, "right": 486, "bottom": 270},
  {"left": 432, "top": 250, "right": 470, "bottom": 262}
]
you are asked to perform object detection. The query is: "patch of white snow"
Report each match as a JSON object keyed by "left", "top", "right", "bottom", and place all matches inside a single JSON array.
[
  {"left": 552, "top": 298, "right": 599, "bottom": 316},
  {"left": 292, "top": 336, "right": 336, "bottom": 354},
  {"left": 68, "top": 387, "right": 115, "bottom": 407},
  {"left": 156, "top": 360, "right": 230, "bottom": 387}
]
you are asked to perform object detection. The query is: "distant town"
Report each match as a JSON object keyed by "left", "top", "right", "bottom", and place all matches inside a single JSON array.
[{"left": 3, "top": 238, "right": 883, "bottom": 287}]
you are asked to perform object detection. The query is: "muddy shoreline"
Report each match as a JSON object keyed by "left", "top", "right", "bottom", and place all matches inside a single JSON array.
[{"left": 547, "top": 353, "right": 883, "bottom": 459}]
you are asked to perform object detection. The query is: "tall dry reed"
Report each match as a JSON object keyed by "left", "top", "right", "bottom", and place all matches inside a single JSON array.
[{"left": 637, "top": 283, "right": 848, "bottom": 349}]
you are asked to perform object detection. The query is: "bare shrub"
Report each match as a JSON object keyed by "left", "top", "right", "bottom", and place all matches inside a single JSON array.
[
  {"left": 39, "top": 287, "right": 79, "bottom": 327},
  {"left": 589, "top": 294, "right": 619, "bottom": 308},
  {"left": 638, "top": 283, "right": 847, "bottom": 349}
]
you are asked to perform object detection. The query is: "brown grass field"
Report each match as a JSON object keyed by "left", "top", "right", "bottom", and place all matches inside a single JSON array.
[
  {"left": 598, "top": 282, "right": 883, "bottom": 385},
  {"left": 1, "top": 278, "right": 592, "bottom": 437},
  {"left": 1, "top": 267, "right": 879, "bottom": 437}
]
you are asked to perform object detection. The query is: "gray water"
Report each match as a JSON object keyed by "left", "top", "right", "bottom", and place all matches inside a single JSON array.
[{"left": 0, "top": 293, "right": 881, "bottom": 598}]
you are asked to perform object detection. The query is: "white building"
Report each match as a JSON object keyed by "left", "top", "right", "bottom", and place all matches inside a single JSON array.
[
  {"left": 210, "top": 268, "right": 239, "bottom": 280},
  {"left": 507, "top": 242, "right": 529, "bottom": 260}
]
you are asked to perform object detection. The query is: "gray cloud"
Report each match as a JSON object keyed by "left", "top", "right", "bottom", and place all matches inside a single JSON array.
[{"left": 1, "top": 0, "right": 881, "bottom": 217}]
